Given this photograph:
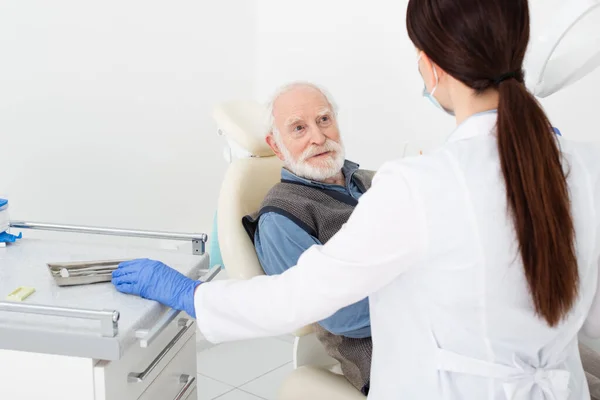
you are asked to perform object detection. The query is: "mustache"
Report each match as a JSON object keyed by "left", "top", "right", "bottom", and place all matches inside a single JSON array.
[{"left": 299, "top": 140, "right": 343, "bottom": 162}]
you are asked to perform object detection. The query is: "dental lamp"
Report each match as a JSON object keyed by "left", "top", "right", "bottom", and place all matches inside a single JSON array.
[{"left": 525, "top": 0, "right": 600, "bottom": 97}]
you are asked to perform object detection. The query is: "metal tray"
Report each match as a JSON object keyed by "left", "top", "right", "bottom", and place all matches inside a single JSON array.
[{"left": 47, "top": 259, "right": 130, "bottom": 286}]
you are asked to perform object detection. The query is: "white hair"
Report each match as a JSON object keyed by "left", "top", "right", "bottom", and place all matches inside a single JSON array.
[{"left": 265, "top": 81, "right": 339, "bottom": 138}]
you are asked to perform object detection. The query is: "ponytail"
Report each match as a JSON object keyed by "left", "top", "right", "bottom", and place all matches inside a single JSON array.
[
  {"left": 407, "top": 0, "right": 579, "bottom": 326},
  {"left": 497, "top": 78, "right": 578, "bottom": 326}
]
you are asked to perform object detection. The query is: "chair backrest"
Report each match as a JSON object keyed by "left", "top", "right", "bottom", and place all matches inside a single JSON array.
[{"left": 213, "top": 100, "right": 283, "bottom": 280}]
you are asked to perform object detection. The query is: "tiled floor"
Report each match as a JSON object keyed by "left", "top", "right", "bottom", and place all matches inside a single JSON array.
[
  {"left": 195, "top": 269, "right": 296, "bottom": 400},
  {"left": 195, "top": 335, "right": 295, "bottom": 400}
]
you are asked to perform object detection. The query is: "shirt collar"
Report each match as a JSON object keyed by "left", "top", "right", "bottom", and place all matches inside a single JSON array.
[
  {"left": 446, "top": 110, "right": 498, "bottom": 143},
  {"left": 281, "top": 160, "right": 360, "bottom": 189}
]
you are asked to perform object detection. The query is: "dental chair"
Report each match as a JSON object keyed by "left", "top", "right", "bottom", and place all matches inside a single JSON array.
[
  {"left": 209, "top": 2, "right": 600, "bottom": 394},
  {"left": 213, "top": 101, "right": 366, "bottom": 400}
]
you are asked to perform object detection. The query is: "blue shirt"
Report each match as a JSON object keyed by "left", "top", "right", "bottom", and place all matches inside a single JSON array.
[{"left": 254, "top": 160, "right": 371, "bottom": 338}]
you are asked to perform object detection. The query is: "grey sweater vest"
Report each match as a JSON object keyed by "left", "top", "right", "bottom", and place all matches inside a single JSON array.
[
  {"left": 241, "top": 168, "right": 375, "bottom": 394},
  {"left": 242, "top": 169, "right": 375, "bottom": 244}
]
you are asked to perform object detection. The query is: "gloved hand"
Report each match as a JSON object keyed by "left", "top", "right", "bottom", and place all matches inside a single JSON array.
[
  {"left": 112, "top": 259, "right": 201, "bottom": 318},
  {"left": 0, "top": 231, "right": 22, "bottom": 243}
]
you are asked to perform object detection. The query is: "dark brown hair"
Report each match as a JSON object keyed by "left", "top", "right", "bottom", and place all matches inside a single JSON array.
[{"left": 407, "top": 0, "right": 577, "bottom": 326}]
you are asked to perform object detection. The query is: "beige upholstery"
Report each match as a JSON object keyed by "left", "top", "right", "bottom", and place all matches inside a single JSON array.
[
  {"left": 214, "top": 100, "right": 282, "bottom": 280},
  {"left": 213, "top": 100, "right": 273, "bottom": 157},
  {"left": 217, "top": 156, "right": 283, "bottom": 279},
  {"left": 278, "top": 367, "right": 365, "bottom": 400},
  {"left": 213, "top": 99, "right": 363, "bottom": 400},
  {"left": 213, "top": 100, "right": 315, "bottom": 338}
]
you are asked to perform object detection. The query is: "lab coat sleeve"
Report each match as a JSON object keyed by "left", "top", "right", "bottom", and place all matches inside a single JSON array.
[
  {"left": 581, "top": 142, "right": 600, "bottom": 338},
  {"left": 256, "top": 213, "right": 371, "bottom": 337},
  {"left": 194, "top": 162, "right": 428, "bottom": 343},
  {"left": 583, "top": 257, "right": 600, "bottom": 338}
]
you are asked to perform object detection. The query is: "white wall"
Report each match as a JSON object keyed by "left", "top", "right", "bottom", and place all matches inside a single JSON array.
[
  {"left": 255, "top": 0, "right": 452, "bottom": 171},
  {"left": 540, "top": 75, "right": 599, "bottom": 140},
  {"left": 0, "top": 0, "right": 255, "bottom": 244},
  {"left": 1, "top": 1, "right": 598, "bottom": 247},
  {"left": 255, "top": 0, "right": 599, "bottom": 171}
]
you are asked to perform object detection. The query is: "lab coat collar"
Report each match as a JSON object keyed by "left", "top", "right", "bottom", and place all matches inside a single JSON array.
[{"left": 446, "top": 110, "right": 498, "bottom": 143}]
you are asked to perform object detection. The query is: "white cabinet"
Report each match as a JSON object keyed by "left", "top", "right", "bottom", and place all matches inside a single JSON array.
[
  {"left": 138, "top": 337, "right": 197, "bottom": 400},
  {"left": 0, "top": 350, "right": 96, "bottom": 400},
  {"left": 0, "top": 318, "right": 197, "bottom": 400},
  {"left": 94, "top": 316, "right": 196, "bottom": 400},
  {"left": 184, "top": 388, "right": 198, "bottom": 400},
  {"left": 0, "top": 236, "right": 210, "bottom": 400},
  {"left": 94, "top": 317, "right": 197, "bottom": 400}
]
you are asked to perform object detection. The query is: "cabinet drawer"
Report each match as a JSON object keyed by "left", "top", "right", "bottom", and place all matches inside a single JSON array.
[
  {"left": 94, "top": 316, "right": 196, "bottom": 400},
  {"left": 138, "top": 336, "right": 197, "bottom": 400},
  {"left": 184, "top": 388, "right": 198, "bottom": 400}
]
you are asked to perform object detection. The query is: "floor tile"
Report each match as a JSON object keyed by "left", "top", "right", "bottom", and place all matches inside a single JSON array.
[
  {"left": 197, "top": 337, "right": 217, "bottom": 353},
  {"left": 197, "top": 337, "right": 293, "bottom": 387},
  {"left": 240, "top": 363, "right": 293, "bottom": 400},
  {"left": 195, "top": 374, "right": 235, "bottom": 400},
  {"left": 214, "top": 389, "right": 266, "bottom": 400}
]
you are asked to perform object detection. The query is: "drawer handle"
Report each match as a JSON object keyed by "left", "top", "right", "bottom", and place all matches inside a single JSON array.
[
  {"left": 128, "top": 318, "right": 193, "bottom": 383},
  {"left": 174, "top": 374, "right": 196, "bottom": 400},
  {"left": 136, "top": 308, "right": 182, "bottom": 348}
]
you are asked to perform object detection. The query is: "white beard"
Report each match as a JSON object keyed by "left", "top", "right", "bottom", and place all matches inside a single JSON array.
[{"left": 278, "top": 138, "right": 346, "bottom": 181}]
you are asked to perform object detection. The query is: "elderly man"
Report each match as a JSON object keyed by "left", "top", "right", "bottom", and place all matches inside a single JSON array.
[
  {"left": 112, "top": 81, "right": 600, "bottom": 398},
  {"left": 241, "top": 82, "right": 374, "bottom": 395},
  {"left": 242, "top": 82, "right": 600, "bottom": 398}
]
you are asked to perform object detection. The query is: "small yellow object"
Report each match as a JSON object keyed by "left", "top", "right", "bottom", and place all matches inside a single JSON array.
[
  {"left": 6, "top": 286, "right": 36, "bottom": 301},
  {"left": 419, "top": 150, "right": 423, "bottom": 155}
]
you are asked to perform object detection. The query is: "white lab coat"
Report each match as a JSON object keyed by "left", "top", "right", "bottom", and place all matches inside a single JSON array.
[{"left": 195, "top": 112, "right": 600, "bottom": 400}]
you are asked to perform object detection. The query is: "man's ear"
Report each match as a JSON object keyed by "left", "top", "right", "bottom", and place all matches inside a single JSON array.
[{"left": 266, "top": 133, "right": 285, "bottom": 161}]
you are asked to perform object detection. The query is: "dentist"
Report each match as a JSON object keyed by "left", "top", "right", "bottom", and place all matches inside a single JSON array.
[{"left": 113, "top": 0, "right": 600, "bottom": 398}]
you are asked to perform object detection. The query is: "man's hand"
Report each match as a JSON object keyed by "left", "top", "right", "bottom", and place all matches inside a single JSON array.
[{"left": 112, "top": 259, "right": 201, "bottom": 318}]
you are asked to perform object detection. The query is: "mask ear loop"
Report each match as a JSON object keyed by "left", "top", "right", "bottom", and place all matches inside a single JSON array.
[
  {"left": 418, "top": 53, "right": 440, "bottom": 96},
  {"left": 430, "top": 65, "right": 439, "bottom": 97}
]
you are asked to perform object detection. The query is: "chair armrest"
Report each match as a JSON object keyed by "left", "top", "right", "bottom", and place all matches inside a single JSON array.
[
  {"left": 293, "top": 324, "right": 315, "bottom": 337},
  {"left": 278, "top": 366, "right": 366, "bottom": 400},
  {"left": 293, "top": 332, "right": 338, "bottom": 369}
]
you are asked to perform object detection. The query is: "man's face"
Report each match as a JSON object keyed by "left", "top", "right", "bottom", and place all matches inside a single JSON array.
[{"left": 267, "top": 86, "right": 345, "bottom": 181}]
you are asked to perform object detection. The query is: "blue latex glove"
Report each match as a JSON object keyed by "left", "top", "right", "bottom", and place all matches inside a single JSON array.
[
  {"left": 0, "top": 231, "right": 22, "bottom": 243},
  {"left": 112, "top": 259, "right": 201, "bottom": 318}
]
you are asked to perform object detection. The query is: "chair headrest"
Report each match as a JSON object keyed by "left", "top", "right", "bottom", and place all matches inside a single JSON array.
[{"left": 213, "top": 100, "right": 274, "bottom": 157}]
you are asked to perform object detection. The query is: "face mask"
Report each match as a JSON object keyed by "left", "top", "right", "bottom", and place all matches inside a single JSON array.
[{"left": 417, "top": 54, "right": 455, "bottom": 116}]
